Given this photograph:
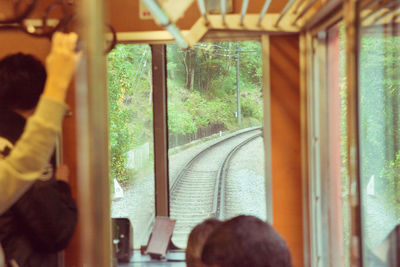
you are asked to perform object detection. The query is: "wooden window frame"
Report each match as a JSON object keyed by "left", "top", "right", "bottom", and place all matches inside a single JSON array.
[{"left": 149, "top": 35, "right": 274, "bottom": 229}]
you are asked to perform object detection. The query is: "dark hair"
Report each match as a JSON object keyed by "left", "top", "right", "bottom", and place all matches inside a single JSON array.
[
  {"left": 201, "top": 215, "right": 292, "bottom": 267},
  {"left": 0, "top": 53, "right": 46, "bottom": 110},
  {"left": 186, "top": 218, "right": 222, "bottom": 267}
]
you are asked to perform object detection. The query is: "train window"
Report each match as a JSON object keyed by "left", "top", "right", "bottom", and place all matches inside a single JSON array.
[
  {"left": 326, "top": 23, "right": 351, "bottom": 267},
  {"left": 358, "top": 3, "right": 400, "bottom": 266},
  {"left": 308, "top": 34, "right": 326, "bottom": 266},
  {"left": 309, "top": 22, "right": 350, "bottom": 266},
  {"left": 107, "top": 44, "right": 155, "bottom": 249},
  {"left": 166, "top": 41, "right": 266, "bottom": 248}
]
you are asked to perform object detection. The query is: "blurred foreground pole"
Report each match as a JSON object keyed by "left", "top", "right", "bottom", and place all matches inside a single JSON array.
[{"left": 76, "top": 0, "right": 111, "bottom": 266}]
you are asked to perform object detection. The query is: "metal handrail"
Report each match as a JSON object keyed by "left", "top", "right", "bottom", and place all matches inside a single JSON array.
[
  {"left": 257, "top": 0, "right": 273, "bottom": 26},
  {"left": 0, "top": 0, "right": 37, "bottom": 24},
  {"left": 240, "top": 0, "right": 250, "bottom": 25},
  {"left": 275, "top": 0, "right": 297, "bottom": 27},
  {"left": 197, "top": 0, "right": 209, "bottom": 25},
  {"left": 0, "top": 0, "right": 117, "bottom": 53},
  {"left": 291, "top": 0, "right": 318, "bottom": 25}
]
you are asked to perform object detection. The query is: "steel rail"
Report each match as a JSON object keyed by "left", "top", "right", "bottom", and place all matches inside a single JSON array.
[
  {"left": 145, "top": 127, "right": 262, "bottom": 246},
  {"left": 215, "top": 132, "right": 262, "bottom": 219},
  {"left": 170, "top": 127, "right": 262, "bottom": 193}
]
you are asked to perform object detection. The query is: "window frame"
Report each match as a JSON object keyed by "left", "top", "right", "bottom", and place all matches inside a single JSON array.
[
  {"left": 149, "top": 35, "right": 274, "bottom": 225},
  {"left": 300, "top": 1, "right": 362, "bottom": 266},
  {"left": 302, "top": 0, "right": 400, "bottom": 266}
]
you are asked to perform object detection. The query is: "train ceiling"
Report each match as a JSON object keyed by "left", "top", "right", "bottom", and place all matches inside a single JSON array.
[{"left": 0, "top": 0, "right": 399, "bottom": 47}]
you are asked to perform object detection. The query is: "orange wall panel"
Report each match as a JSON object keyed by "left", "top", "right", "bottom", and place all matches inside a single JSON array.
[
  {"left": 269, "top": 35, "right": 303, "bottom": 267},
  {"left": 0, "top": 32, "right": 50, "bottom": 59}
]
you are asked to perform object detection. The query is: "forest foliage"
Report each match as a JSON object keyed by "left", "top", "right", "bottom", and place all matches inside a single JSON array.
[
  {"left": 107, "top": 42, "right": 263, "bottom": 183},
  {"left": 359, "top": 35, "right": 400, "bottom": 216}
]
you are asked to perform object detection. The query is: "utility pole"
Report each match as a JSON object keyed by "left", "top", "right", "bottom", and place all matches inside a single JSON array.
[{"left": 236, "top": 42, "right": 241, "bottom": 127}]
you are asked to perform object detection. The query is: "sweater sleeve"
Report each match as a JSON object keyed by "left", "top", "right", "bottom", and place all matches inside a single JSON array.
[{"left": 0, "top": 96, "right": 67, "bottom": 214}]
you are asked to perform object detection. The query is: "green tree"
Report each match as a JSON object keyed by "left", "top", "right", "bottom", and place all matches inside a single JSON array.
[{"left": 107, "top": 44, "right": 153, "bottom": 183}]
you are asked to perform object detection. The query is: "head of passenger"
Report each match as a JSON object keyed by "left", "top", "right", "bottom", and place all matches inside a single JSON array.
[
  {"left": 201, "top": 215, "right": 292, "bottom": 267},
  {"left": 186, "top": 218, "right": 222, "bottom": 267},
  {"left": 0, "top": 53, "right": 46, "bottom": 116}
]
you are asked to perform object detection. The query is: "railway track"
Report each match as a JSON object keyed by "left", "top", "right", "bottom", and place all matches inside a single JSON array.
[{"left": 170, "top": 127, "right": 262, "bottom": 247}]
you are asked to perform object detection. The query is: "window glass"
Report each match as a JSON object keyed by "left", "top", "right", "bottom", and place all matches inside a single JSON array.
[
  {"left": 107, "top": 44, "right": 154, "bottom": 249},
  {"left": 310, "top": 23, "right": 349, "bottom": 266},
  {"left": 358, "top": 4, "right": 400, "bottom": 266},
  {"left": 309, "top": 36, "right": 325, "bottom": 266},
  {"left": 166, "top": 42, "right": 267, "bottom": 248}
]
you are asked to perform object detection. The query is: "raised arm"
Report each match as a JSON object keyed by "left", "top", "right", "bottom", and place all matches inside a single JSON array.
[{"left": 0, "top": 32, "right": 80, "bottom": 214}]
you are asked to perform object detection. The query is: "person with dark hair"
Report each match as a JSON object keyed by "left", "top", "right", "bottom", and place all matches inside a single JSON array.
[
  {"left": 0, "top": 32, "right": 80, "bottom": 214},
  {"left": 186, "top": 218, "right": 222, "bottom": 267},
  {"left": 201, "top": 215, "right": 292, "bottom": 267},
  {"left": 0, "top": 32, "right": 80, "bottom": 266},
  {"left": 0, "top": 53, "right": 47, "bottom": 112}
]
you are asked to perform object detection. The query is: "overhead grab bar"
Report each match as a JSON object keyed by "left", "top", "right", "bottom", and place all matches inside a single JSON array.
[
  {"left": 141, "top": 0, "right": 189, "bottom": 49},
  {"left": 363, "top": 0, "right": 400, "bottom": 20},
  {"left": 292, "top": 0, "right": 307, "bottom": 14},
  {"left": 371, "top": 5, "right": 400, "bottom": 24},
  {"left": 291, "top": 0, "right": 318, "bottom": 25},
  {"left": 392, "top": 11, "right": 400, "bottom": 23},
  {"left": 257, "top": 0, "right": 272, "bottom": 26},
  {"left": 240, "top": 0, "right": 250, "bottom": 25},
  {"left": 0, "top": 0, "right": 117, "bottom": 53},
  {"left": 21, "top": 1, "right": 68, "bottom": 38},
  {"left": 197, "top": 0, "right": 209, "bottom": 25},
  {"left": 221, "top": 0, "right": 226, "bottom": 25},
  {"left": 0, "top": 0, "right": 37, "bottom": 24},
  {"left": 275, "top": 0, "right": 296, "bottom": 27},
  {"left": 370, "top": 2, "right": 400, "bottom": 23}
]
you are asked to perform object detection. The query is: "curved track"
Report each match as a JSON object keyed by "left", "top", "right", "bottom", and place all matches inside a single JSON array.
[{"left": 170, "top": 128, "right": 262, "bottom": 247}]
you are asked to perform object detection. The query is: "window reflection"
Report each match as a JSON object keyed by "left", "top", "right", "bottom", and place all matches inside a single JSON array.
[
  {"left": 310, "top": 23, "right": 349, "bottom": 267},
  {"left": 358, "top": 4, "right": 400, "bottom": 266},
  {"left": 326, "top": 23, "right": 350, "bottom": 267}
]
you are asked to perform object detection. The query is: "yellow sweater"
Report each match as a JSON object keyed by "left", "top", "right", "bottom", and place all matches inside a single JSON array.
[{"left": 0, "top": 96, "right": 67, "bottom": 215}]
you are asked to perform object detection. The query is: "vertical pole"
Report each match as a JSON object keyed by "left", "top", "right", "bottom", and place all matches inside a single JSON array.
[
  {"left": 261, "top": 35, "right": 273, "bottom": 225},
  {"left": 151, "top": 45, "right": 170, "bottom": 217},
  {"left": 76, "top": 0, "right": 111, "bottom": 265},
  {"left": 221, "top": 0, "right": 226, "bottom": 24},
  {"left": 344, "top": 0, "right": 363, "bottom": 266},
  {"left": 236, "top": 42, "right": 241, "bottom": 127},
  {"left": 299, "top": 32, "right": 311, "bottom": 267}
]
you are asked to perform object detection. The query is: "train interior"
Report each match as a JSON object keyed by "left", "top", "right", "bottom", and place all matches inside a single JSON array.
[{"left": 0, "top": 0, "right": 399, "bottom": 266}]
